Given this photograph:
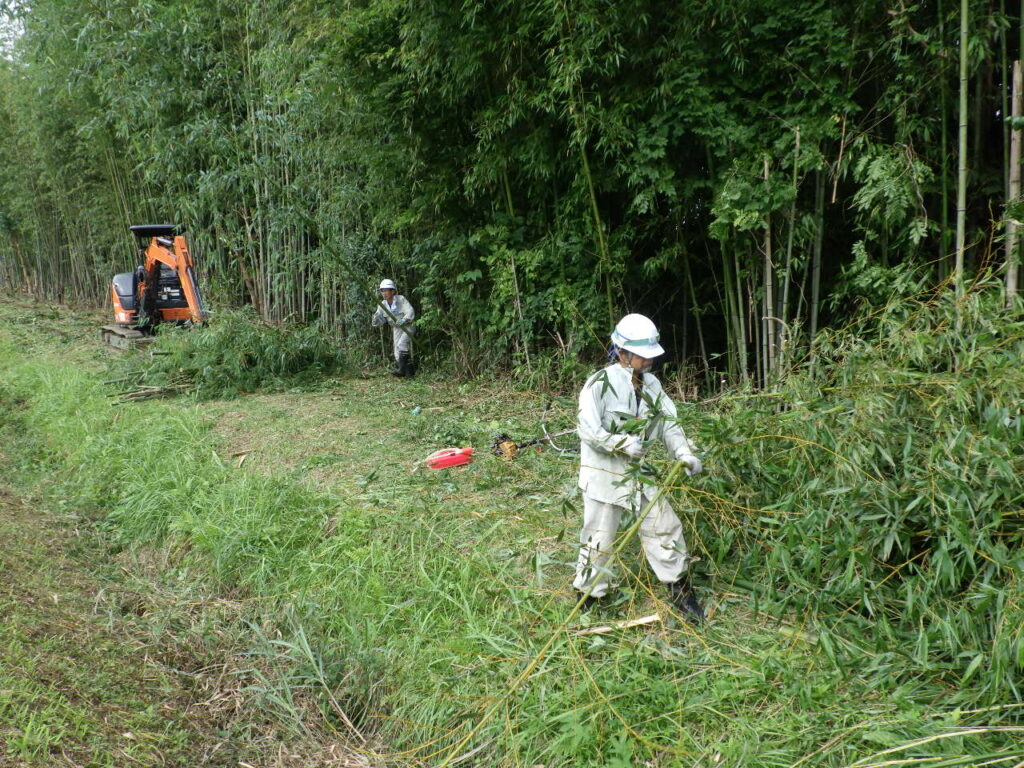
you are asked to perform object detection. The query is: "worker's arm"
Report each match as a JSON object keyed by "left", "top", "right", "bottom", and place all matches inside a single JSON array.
[
  {"left": 644, "top": 378, "right": 701, "bottom": 474},
  {"left": 578, "top": 373, "right": 640, "bottom": 456},
  {"left": 371, "top": 304, "right": 389, "bottom": 327}
]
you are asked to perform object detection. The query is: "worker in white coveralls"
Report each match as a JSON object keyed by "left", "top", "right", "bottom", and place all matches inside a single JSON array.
[
  {"left": 371, "top": 279, "right": 416, "bottom": 377},
  {"left": 574, "top": 313, "right": 705, "bottom": 623}
]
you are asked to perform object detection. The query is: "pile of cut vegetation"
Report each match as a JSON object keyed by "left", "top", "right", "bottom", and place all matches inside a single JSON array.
[
  {"left": 695, "top": 285, "right": 1024, "bottom": 707},
  {"left": 113, "top": 308, "right": 348, "bottom": 398}
]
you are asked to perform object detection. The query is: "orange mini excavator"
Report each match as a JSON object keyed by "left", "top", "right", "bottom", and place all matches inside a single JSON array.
[{"left": 100, "top": 224, "right": 206, "bottom": 349}]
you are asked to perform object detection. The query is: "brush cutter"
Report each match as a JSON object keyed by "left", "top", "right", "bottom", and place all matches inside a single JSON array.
[
  {"left": 491, "top": 398, "right": 579, "bottom": 459},
  {"left": 491, "top": 428, "right": 577, "bottom": 459}
]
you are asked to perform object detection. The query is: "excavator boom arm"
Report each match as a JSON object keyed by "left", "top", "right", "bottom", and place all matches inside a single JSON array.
[{"left": 139, "top": 234, "right": 206, "bottom": 323}]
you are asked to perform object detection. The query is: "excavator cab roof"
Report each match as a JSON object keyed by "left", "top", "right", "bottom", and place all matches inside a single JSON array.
[{"left": 130, "top": 224, "right": 180, "bottom": 241}]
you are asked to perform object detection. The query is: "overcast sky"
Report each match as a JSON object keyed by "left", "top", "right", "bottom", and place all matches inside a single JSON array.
[{"left": 0, "top": 7, "right": 24, "bottom": 61}]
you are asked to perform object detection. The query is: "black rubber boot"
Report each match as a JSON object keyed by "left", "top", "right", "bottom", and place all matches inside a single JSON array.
[
  {"left": 391, "top": 357, "right": 403, "bottom": 376},
  {"left": 668, "top": 578, "right": 705, "bottom": 625},
  {"left": 579, "top": 594, "right": 602, "bottom": 614},
  {"left": 398, "top": 351, "right": 414, "bottom": 378}
]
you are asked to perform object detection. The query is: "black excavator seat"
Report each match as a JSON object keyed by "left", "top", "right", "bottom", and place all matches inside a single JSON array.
[{"left": 111, "top": 272, "right": 137, "bottom": 311}]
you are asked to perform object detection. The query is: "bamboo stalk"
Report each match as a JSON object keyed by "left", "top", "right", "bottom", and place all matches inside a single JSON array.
[
  {"left": 502, "top": 168, "right": 531, "bottom": 367},
  {"left": 580, "top": 144, "right": 615, "bottom": 329},
  {"left": 1008, "top": 60, "right": 1022, "bottom": 306},
  {"left": 780, "top": 127, "right": 800, "bottom": 355},
  {"left": 954, "top": 0, "right": 969, "bottom": 303},
  {"left": 574, "top": 614, "right": 661, "bottom": 636},
  {"left": 763, "top": 156, "right": 776, "bottom": 384},
  {"left": 809, "top": 171, "right": 825, "bottom": 367},
  {"left": 735, "top": 250, "right": 748, "bottom": 383},
  {"left": 683, "top": 247, "right": 709, "bottom": 377},
  {"left": 721, "top": 248, "right": 737, "bottom": 381},
  {"left": 1001, "top": 0, "right": 1010, "bottom": 202},
  {"left": 939, "top": 0, "right": 951, "bottom": 283}
]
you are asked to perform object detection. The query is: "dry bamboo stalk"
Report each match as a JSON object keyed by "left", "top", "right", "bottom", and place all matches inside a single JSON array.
[
  {"left": 574, "top": 613, "right": 661, "bottom": 636},
  {"left": 114, "top": 384, "right": 191, "bottom": 402},
  {"left": 763, "top": 156, "right": 776, "bottom": 384},
  {"left": 1007, "top": 60, "right": 1022, "bottom": 306}
]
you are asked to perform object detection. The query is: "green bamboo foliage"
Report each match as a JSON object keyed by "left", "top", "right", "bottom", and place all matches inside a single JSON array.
[{"left": 0, "top": 0, "right": 1017, "bottom": 376}]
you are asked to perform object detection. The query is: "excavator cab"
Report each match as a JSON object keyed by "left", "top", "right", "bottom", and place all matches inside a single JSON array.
[{"left": 102, "top": 224, "right": 206, "bottom": 349}]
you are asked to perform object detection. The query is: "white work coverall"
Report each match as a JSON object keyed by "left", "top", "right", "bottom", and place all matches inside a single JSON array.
[
  {"left": 573, "top": 363, "right": 698, "bottom": 598},
  {"left": 371, "top": 294, "right": 415, "bottom": 361}
]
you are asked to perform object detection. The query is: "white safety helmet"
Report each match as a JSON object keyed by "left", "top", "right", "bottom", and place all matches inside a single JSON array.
[
  {"left": 379, "top": 279, "right": 397, "bottom": 291},
  {"left": 611, "top": 313, "right": 665, "bottom": 358}
]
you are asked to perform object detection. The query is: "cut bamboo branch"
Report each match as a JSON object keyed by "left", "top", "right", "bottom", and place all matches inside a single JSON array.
[
  {"left": 575, "top": 613, "right": 662, "bottom": 636},
  {"left": 114, "top": 384, "right": 191, "bottom": 402}
]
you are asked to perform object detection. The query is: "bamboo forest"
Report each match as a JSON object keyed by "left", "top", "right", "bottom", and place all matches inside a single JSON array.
[
  {"left": 0, "top": 0, "right": 1018, "bottom": 380},
  {"left": 0, "top": 1, "right": 1023, "bottom": 767}
]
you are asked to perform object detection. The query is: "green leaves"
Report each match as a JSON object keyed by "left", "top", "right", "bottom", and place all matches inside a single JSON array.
[
  {"left": 698, "top": 284, "right": 1024, "bottom": 708},
  {"left": 112, "top": 308, "right": 349, "bottom": 398}
]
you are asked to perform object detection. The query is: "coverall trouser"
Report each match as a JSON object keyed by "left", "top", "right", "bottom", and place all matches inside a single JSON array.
[
  {"left": 391, "top": 326, "right": 411, "bottom": 361},
  {"left": 572, "top": 493, "right": 689, "bottom": 598}
]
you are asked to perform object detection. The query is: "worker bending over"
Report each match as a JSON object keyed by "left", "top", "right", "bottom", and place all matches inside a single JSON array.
[
  {"left": 574, "top": 313, "right": 705, "bottom": 623},
  {"left": 371, "top": 278, "right": 416, "bottom": 377}
]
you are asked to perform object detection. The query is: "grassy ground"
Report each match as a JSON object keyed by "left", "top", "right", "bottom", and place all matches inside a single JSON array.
[
  {"left": 0, "top": 483, "right": 199, "bottom": 767},
  {"left": 0, "top": 301, "right": 368, "bottom": 767},
  {"left": 1, "top": 296, "right": 1021, "bottom": 767}
]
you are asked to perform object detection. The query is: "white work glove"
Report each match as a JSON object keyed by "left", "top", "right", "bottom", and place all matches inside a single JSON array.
[
  {"left": 619, "top": 435, "right": 646, "bottom": 459},
  {"left": 677, "top": 452, "right": 703, "bottom": 476}
]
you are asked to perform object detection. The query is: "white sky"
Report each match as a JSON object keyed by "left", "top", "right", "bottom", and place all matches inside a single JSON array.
[{"left": 0, "top": 5, "right": 25, "bottom": 61}]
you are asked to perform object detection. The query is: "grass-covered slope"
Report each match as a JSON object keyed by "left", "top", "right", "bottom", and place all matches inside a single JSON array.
[{"left": 1, "top": 295, "right": 1022, "bottom": 767}]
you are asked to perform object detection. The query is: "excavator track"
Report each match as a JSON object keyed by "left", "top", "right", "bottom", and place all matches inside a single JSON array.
[{"left": 100, "top": 324, "right": 153, "bottom": 351}]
